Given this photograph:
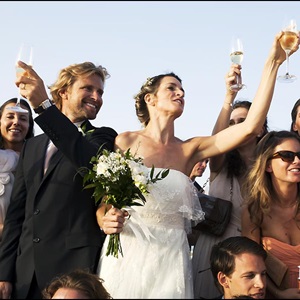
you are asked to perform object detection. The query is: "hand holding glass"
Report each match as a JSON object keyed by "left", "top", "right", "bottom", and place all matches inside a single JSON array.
[
  {"left": 229, "top": 37, "right": 246, "bottom": 92},
  {"left": 277, "top": 19, "right": 298, "bottom": 83},
  {"left": 6, "top": 44, "right": 34, "bottom": 113}
]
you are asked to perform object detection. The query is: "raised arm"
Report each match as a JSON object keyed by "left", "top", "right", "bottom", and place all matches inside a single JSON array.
[
  {"left": 209, "top": 64, "right": 239, "bottom": 176},
  {"left": 211, "top": 64, "right": 240, "bottom": 136},
  {"left": 191, "top": 31, "right": 300, "bottom": 163}
]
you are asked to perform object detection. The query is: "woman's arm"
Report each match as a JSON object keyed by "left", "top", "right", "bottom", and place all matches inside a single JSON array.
[
  {"left": 191, "top": 31, "right": 300, "bottom": 163},
  {"left": 211, "top": 64, "right": 240, "bottom": 136},
  {"left": 209, "top": 64, "right": 239, "bottom": 177}
]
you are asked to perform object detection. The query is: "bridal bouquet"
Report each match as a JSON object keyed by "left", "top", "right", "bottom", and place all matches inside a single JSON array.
[{"left": 82, "top": 148, "right": 169, "bottom": 258}]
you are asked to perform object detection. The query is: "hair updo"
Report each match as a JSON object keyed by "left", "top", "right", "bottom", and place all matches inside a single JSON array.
[{"left": 134, "top": 72, "right": 182, "bottom": 127}]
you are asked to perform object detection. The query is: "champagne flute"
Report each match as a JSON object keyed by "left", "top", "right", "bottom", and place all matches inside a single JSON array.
[
  {"left": 277, "top": 19, "right": 298, "bottom": 83},
  {"left": 229, "top": 37, "right": 246, "bottom": 92},
  {"left": 6, "top": 43, "right": 34, "bottom": 113}
]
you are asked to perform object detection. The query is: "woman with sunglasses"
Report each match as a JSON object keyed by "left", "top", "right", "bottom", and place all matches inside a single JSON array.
[{"left": 242, "top": 130, "right": 300, "bottom": 299}]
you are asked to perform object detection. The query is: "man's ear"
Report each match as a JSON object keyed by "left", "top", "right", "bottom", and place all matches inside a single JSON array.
[
  {"left": 59, "top": 88, "right": 68, "bottom": 100},
  {"left": 217, "top": 272, "right": 229, "bottom": 289}
]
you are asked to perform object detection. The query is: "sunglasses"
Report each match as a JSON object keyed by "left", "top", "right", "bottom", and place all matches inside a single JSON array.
[{"left": 270, "top": 151, "right": 300, "bottom": 163}]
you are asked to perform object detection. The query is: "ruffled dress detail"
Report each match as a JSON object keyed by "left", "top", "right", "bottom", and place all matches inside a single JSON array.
[{"left": 97, "top": 169, "right": 204, "bottom": 299}]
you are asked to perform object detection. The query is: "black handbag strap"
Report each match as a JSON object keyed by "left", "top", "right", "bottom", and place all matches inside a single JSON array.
[
  {"left": 229, "top": 175, "right": 233, "bottom": 202},
  {"left": 203, "top": 175, "right": 233, "bottom": 201}
]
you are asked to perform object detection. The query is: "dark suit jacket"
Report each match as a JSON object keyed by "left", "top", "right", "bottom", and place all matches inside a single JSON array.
[{"left": 0, "top": 106, "right": 117, "bottom": 298}]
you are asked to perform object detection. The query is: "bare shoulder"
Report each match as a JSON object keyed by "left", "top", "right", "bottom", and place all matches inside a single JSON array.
[{"left": 115, "top": 130, "right": 143, "bottom": 151}]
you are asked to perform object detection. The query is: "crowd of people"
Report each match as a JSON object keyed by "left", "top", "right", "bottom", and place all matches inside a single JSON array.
[{"left": 0, "top": 30, "right": 299, "bottom": 299}]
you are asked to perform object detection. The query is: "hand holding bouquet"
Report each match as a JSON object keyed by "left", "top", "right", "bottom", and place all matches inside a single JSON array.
[{"left": 82, "top": 148, "right": 169, "bottom": 258}]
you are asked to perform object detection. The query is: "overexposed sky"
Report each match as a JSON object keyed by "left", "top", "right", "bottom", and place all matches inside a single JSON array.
[{"left": 1, "top": 1, "right": 300, "bottom": 184}]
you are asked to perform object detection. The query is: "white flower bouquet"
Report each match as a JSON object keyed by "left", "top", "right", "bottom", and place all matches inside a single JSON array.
[{"left": 82, "top": 148, "right": 169, "bottom": 258}]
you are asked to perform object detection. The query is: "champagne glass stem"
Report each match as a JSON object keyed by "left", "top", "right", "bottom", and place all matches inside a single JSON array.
[
  {"left": 236, "top": 74, "right": 239, "bottom": 85},
  {"left": 285, "top": 50, "right": 290, "bottom": 76}
]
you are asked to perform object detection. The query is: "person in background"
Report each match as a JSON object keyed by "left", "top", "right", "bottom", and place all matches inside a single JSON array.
[
  {"left": 0, "top": 98, "right": 34, "bottom": 240},
  {"left": 42, "top": 269, "right": 112, "bottom": 299},
  {"left": 192, "top": 100, "right": 268, "bottom": 298},
  {"left": 242, "top": 130, "right": 300, "bottom": 299},
  {"left": 290, "top": 98, "right": 300, "bottom": 135},
  {"left": 188, "top": 159, "right": 209, "bottom": 248},
  {"left": 95, "top": 31, "right": 298, "bottom": 299},
  {"left": 190, "top": 159, "right": 209, "bottom": 194},
  {"left": 210, "top": 236, "right": 267, "bottom": 299},
  {"left": 0, "top": 62, "right": 117, "bottom": 299}
]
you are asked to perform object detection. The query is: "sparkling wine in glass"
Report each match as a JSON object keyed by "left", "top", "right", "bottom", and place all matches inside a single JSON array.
[
  {"left": 229, "top": 37, "right": 246, "bottom": 92},
  {"left": 277, "top": 19, "right": 298, "bottom": 83},
  {"left": 6, "top": 43, "right": 34, "bottom": 113}
]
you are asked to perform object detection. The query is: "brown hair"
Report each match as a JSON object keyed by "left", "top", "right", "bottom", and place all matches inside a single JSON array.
[
  {"left": 290, "top": 98, "right": 300, "bottom": 133},
  {"left": 226, "top": 100, "right": 269, "bottom": 178},
  {"left": 49, "top": 62, "right": 110, "bottom": 110},
  {"left": 242, "top": 130, "right": 300, "bottom": 227},
  {"left": 0, "top": 98, "right": 34, "bottom": 149},
  {"left": 42, "top": 268, "right": 112, "bottom": 299},
  {"left": 134, "top": 72, "right": 182, "bottom": 127}
]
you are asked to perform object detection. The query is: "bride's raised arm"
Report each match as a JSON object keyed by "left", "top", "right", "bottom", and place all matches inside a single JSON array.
[{"left": 191, "top": 31, "right": 300, "bottom": 163}]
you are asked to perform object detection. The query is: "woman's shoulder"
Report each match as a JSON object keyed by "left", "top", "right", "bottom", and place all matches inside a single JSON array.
[
  {"left": 0, "top": 149, "right": 19, "bottom": 159},
  {"left": 116, "top": 130, "right": 144, "bottom": 145},
  {"left": 0, "top": 149, "right": 19, "bottom": 171}
]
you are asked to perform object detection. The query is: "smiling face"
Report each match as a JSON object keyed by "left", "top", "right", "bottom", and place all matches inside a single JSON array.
[
  {"left": 266, "top": 137, "right": 300, "bottom": 184},
  {"left": 221, "top": 253, "right": 267, "bottom": 299},
  {"left": 0, "top": 103, "right": 30, "bottom": 151},
  {"left": 59, "top": 74, "right": 104, "bottom": 123}
]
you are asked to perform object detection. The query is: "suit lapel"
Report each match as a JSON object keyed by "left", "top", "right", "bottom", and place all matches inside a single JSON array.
[
  {"left": 43, "top": 121, "right": 92, "bottom": 177},
  {"left": 39, "top": 136, "right": 49, "bottom": 175},
  {"left": 43, "top": 121, "right": 95, "bottom": 177},
  {"left": 43, "top": 148, "right": 63, "bottom": 177}
]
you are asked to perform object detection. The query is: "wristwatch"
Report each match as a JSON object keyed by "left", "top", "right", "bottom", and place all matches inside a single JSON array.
[{"left": 33, "top": 99, "right": 54, "bottom": 114}]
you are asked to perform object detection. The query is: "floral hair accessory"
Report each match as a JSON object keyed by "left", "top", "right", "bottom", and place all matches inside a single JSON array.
[{"left": 145, "top": 77, "right": 153, "bottom": 86}]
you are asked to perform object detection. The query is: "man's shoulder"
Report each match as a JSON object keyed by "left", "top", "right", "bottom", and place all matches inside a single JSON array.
[{"left": 93, "top": 126, "right": 118, "bottom": 137}]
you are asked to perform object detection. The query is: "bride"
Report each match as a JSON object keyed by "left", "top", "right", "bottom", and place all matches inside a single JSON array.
[{"left": 96, "top": 31, "right": 299, "bottom": 299}]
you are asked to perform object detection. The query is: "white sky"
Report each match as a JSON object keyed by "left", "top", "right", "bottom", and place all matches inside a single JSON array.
[{"left": 1, "top": 1, "right": 300, "bottom": 185}]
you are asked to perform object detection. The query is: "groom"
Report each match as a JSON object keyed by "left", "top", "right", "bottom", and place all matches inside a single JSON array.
[{"left": 0, "top": 61, "right": 117, "bottom": 299}]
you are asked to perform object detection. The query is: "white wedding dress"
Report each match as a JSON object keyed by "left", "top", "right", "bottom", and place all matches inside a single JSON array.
[{"left": 97, "top": 169, "right": 205, "bottom": 299}]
